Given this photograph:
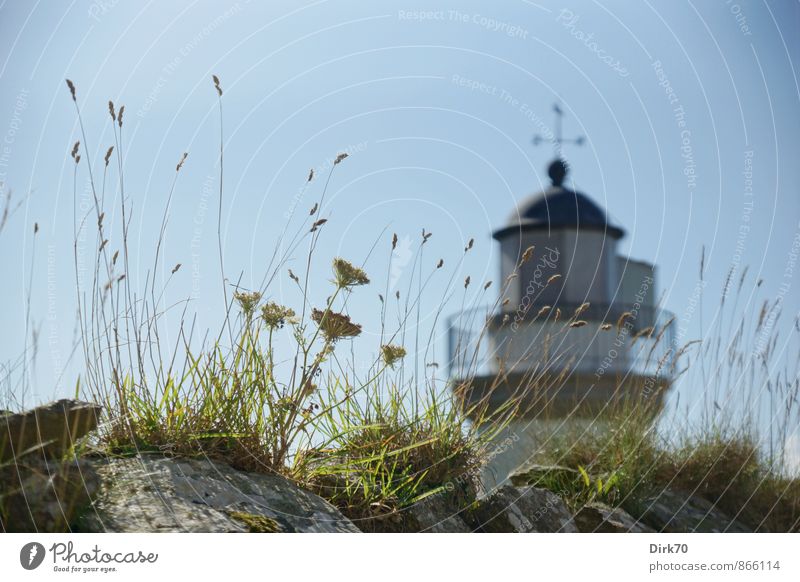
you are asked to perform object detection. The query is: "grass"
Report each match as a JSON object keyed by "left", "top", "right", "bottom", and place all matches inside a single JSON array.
[{"left": 56, "top": 76, "right": 527, "bottom": 526}]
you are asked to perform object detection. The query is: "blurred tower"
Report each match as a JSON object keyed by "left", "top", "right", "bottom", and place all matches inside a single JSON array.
[{"left": 448, "top": 154, "right": 674, "bottom": 490}]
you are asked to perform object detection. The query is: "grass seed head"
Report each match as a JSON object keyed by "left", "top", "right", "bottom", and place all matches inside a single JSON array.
[
  {"left": 520, "top": 245, "right": 535, "bottom": 264},
  {"left": 66, "top": 79, "right": 76, "bottom": 101}
]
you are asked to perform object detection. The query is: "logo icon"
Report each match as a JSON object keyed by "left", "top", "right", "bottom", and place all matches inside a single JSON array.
[{"left": 20, "top": 542, "right": 46, "bottom": 570}]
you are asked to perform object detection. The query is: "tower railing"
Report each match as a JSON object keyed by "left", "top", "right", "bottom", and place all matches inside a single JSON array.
[{"left": 447, "top": 302, "right": 676, "bottom": 381}]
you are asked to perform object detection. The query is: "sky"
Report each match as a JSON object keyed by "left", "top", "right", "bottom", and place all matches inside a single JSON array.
[{"left": 0, "top": 0, "right": 798, "bottom": 443}]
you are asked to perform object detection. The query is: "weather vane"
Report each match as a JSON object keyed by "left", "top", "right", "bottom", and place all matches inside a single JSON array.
[{"left": 532, "top": 102, "right": 585, "bottom": 158}]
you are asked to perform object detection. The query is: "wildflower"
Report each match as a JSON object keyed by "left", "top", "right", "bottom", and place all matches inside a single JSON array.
[
  {"left": 333, "top": 152, "right": 348, "bottom": 164},
  {"left": 261, "top": 302, "right": 296, "bottom": 329},
  {"left": 381, "top": 344, "right": 407, "bottom": 368},
  {"left": 600, "top": 323, "right": 612, "bottom": 331},
  {"left": 108, "top": 100, "right": 116, "bottom": 122},
  {"left": 537, "top": 305, "right": 551, "bottom": 317},
  {"left": 212, "top": 74, "right": 223, "bottom": 96},
  {"left": 117, "top": 105, "right": 125, "bottom": 128},
  {"left": 465, "top": 238, "right": 474, "bottom": 252},
  {"left": 234, "top": 290, "right": 262, "bottom": 316},
  {"left": 570, "top": 320, "right": 587, "bottom": 328},
  {"left": 546, "top": 274, "right": 562, "bottom": 286},
  {"left": 104, "top": 146, "right": 114, "bottom": 167},
  {"left": 332, "top": 257, "right": 370, "bottom": 288},
  {"left": 312, "top": 308, "right": 362, "bottom": 341}
]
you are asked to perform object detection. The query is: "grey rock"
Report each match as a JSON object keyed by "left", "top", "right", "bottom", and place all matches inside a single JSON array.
[
  {"left": 574, "top": 502, "right": 654, "bottom": 533},
  {"left": 1, "top": 459, "right": 100, "bottom": 532},
  {"left": 628, "top": 488, "right": 751, "bottom": 533},
  {"left": 402, "top": 495, "right": 472, "bottom": 533},
  {"left": 0, "top": 399, "right": 102, "bottom": 462},
  {"left": 76, "top": 455, "right": 359, "bottom": 533},
  {"left": 471, "top": 485, "right": 578, "bottom": 532}
]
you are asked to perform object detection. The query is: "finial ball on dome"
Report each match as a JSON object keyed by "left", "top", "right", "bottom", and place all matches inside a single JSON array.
[{"left": 548, "top": 159, "right": 568, "bottom": 186}]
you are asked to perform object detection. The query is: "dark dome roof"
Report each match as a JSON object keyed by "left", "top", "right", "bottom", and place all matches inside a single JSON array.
[{"left": 493, "top": 160, "right": 625, "bottom": 240}]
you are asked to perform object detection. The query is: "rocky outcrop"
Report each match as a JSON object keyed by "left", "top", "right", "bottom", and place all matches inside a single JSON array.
[
  {"left": 574, "top": 502, "right": 654, "bottom": 533},
  {"left": 471, "top": 485, "right": 578, "bottom": 532},
  {"left": 0, "top": 399, "right": 101, "bottom": 462},
  {"left": 1, "top": 400, "right": 103, "bottom": 532},
  {"left": 1, "top": 458, "right": 100, "bottom": 532},
  {"left": 0, "top": 401, "right": 760, "bottom": 533},
  {"left": 627, "top": 488, "right": 751, "bottom": 533},
  {"left": 76, "top": 455, "right": 360, "bottom": 533},
  {"left": 358, "top": 494, "right": 473, "bottom": 533}
]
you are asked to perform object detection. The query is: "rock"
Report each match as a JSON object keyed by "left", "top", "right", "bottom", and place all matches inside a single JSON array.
[
  {"left": 470, "top": 485, "right": 578, "bottom": 532},
  {"left": 400, "top": 494, "right": 473, "bottom": 533},
  {"left": 627, "top": 488, "right": 751, "bottom": 533},
  {"left": 0, "top": 400, "right": 102, "bottom": 462},
  {"left": 76, "top": 455, "right": 359, "bottom": 533},
  {"left": 1, "top": 459, "right": 101, "bottom": 532},
  {"left": 574, "top": 502, "right": 654, "bottom": 533}
]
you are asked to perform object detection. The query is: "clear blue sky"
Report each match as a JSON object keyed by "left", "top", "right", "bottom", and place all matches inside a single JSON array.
[{"left": 1, "top": 0, "right": 798, "bottom": 428}]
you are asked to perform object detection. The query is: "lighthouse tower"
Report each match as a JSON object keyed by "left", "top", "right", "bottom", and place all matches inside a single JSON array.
[{"left": 448, "top": 135, "right": 674, "bottom": 489}]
